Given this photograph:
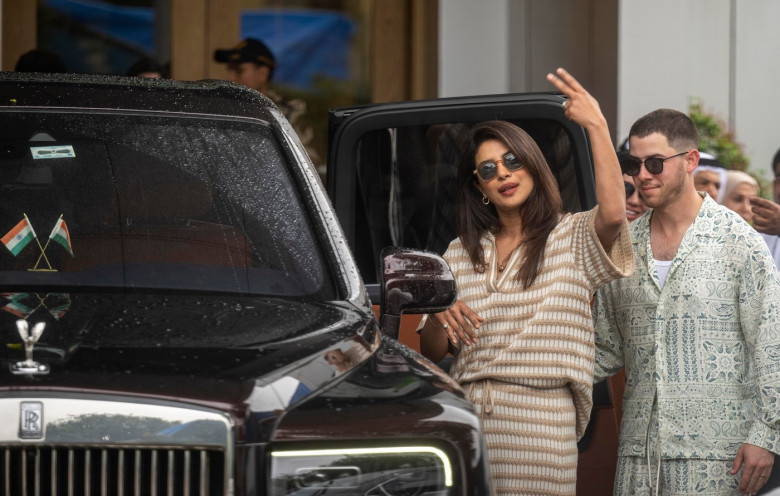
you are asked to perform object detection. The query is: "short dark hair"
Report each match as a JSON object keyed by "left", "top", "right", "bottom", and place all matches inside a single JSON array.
[
  {"left": 15, "top": 49, "right": 67, "bottom": 74},
  {"left": 629, "top": 108, "right": 698, "bottom": 152}
]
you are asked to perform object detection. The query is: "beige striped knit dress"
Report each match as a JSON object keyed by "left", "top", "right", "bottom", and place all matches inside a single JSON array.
[{"left": 444, "top": 207, "right": 633, "bottom": 495}]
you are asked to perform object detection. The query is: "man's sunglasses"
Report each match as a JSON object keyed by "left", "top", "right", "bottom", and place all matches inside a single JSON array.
[
  {"left": 620, "top": 151, "right": 689, "bottom": 176},
  {"left": 473, "top": 152, "right": 523, "bottom": 181},
  {"left": 624, "top": 181, "right": 636, "bottom": 197}
]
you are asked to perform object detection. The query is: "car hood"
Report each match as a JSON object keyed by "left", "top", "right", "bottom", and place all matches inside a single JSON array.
[{"left": 0, "top": 292, "right": 376, "bottom": 407}]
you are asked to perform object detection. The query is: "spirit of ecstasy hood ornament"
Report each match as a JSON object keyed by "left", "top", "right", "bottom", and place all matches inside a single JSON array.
[{"left": 11, "top": 319, "right": 49, "bottom": 375}]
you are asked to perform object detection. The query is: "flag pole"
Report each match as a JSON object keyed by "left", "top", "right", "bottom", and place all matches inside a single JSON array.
[
  {"left": 27, "top": 213, "right": 54, "bottom": 271},
  {"left": 32, "top": 293, "right": 47, "bottom": 314}
]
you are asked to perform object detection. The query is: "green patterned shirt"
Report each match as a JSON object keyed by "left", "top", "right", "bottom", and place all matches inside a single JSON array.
[{"left": 593, "top": 193, "right": 780, "bottom": 459}]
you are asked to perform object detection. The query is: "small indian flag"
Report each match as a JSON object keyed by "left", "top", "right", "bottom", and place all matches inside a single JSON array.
[
  {"left": 1, "top": 293, "right": 34, "bottom": 319},
  {"left": 49, "top": 218, "right": 73, "bottom": 257},
  {"left": 1, "top": 218, "right": 36, "bottom": 256},
  {"left": 47, "top": 294, "right": 71, "bottom": 320}
]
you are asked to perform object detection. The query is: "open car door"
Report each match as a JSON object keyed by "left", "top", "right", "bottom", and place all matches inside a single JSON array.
[{"left": 326, "top": 92, "right": 622, "bottom": 495}]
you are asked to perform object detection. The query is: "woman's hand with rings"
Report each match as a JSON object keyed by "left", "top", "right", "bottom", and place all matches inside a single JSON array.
[
  {"left": 433, "top": 300, "right": 483, "bottom": 346},
  {"left": 547, "top": 67, "right": 606, "bottom": 130}
]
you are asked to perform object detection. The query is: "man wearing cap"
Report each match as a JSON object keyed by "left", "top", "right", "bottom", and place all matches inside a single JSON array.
[{"left": 214, "top": 38, "right": 320, "bottom": 169}]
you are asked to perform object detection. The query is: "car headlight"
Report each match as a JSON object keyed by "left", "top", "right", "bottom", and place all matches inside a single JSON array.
[{"left": 270, "top": 446, "right": 454, "bottom": 495}]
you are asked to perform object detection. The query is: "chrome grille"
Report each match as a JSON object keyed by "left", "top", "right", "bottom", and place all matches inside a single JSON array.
[{"left": 1, "top": 445, "right": 225, "bottom": 496}]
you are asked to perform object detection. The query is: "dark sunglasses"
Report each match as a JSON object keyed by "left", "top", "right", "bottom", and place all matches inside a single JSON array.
[
  {"left": 624, "top": 181, "right": 636, "bottom": 197},
  {"left": 473, "top": 152, "right": 522, "bottom": 181},
  {"left": 620, "top": 151, "right": 689, "bottom": 176}
]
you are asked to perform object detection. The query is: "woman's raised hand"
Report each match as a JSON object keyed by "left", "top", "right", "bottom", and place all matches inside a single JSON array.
[
  {"left": 546, "top": 67, "right": 607, "bottom": 131},
  {"left": 547, "top": 67, "right": 625, "bottom": 246}
]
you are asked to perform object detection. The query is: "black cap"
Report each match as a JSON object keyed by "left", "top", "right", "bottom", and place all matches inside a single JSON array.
[{"left": 214, "top": 38, "right": 275, "bottom": 68}]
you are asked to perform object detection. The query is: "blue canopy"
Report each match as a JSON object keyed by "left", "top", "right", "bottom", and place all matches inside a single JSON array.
[{"left": 44, "top": 0, "right": 355, "bottom": 88}]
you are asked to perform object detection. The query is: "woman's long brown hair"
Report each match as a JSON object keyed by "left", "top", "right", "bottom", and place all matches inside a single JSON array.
[{"left": 456, "top": 121, "right": 563, "bottom": 288}]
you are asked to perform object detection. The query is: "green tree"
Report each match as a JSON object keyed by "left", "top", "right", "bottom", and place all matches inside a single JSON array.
[{"left": 689, "top": 100, "right": 770, "bottom": 197}]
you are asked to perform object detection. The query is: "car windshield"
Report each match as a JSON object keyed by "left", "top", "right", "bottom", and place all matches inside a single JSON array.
[{"left": 0, "top": 109, "right": 335, "bottom": 299}]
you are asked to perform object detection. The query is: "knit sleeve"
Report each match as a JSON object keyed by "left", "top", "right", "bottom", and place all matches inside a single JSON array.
[
  {"left": 592, "top": 282, "right": 626, "bottom": 382},
  {"left": 570, "top": 206, "right": 634, "bottom": 292}
]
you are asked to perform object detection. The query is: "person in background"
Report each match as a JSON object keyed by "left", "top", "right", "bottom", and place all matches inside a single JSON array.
[
  {"left": 722, "top": 169, "right": 780, "bottom": 270},
  {"left": 693, "top": 151, "right": 727, "bottom": 202},
  {"left": 722, "top": 170, "right": 758, "bottom": 223},
  {"left": 125, "top": 57, "right": 167, "bottom": 78},
  {"left": 773, "top": 148, "right": 780, "bottom": 205},
  {"left": 418, "top": 68, "right": 633, "bottom": 495},
  {"left": 214, "top": 38, "right": 276, "bottom": 96},
  {"left": 617, "top": 146, "right": 650, "bottom": 222},
  {"left": 15, "top": 49, "right": 67, "bottom": 73},
  {"left": 750, "top": 147, "right": 780, "bottom": 236},
  {"left": 593, "top": 108, "right": 780, "bottom": 495},
  {"left": 624, "top": 172, "right": 648, "bottom": 222},
  {"left": 213, "top": 38, "right": 321, "bottom": 171}
]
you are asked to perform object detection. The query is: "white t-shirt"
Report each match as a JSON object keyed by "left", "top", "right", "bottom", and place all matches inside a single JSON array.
[{"left": 654, "top": 258, "right": 673, "bottom": 288}]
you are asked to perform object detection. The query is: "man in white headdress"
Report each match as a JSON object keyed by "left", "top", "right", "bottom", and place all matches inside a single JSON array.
[{"left": 693, "top": 151, "right": 727, "bottom": 202}]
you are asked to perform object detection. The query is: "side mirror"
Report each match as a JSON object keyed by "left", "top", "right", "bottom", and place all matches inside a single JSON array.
[{"left": 379, "top": 247, "right": 457, "bottom": 339}]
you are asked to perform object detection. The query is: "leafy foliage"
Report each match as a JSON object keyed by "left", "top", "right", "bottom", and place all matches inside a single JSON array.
[{"left": 689, "top": 99, "right": 770, "bottom": 197}]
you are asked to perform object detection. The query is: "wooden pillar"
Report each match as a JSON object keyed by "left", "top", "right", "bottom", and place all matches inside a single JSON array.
[
  {"left": 2, "top": 0, "right": 37, "bottom": 71},
  {"left": 169, "top": 0, "right": 239, "bottom": 81},
  {"left": 410, "top": 0, "right": 438, "bottom": 101},
  {"left": 206, "top": 0, "right": 240, "bottom": 80},
  {"left": 371, "top": 0, "right": 438, "bottom": 103},
  {"left": 169, "top": 0, "right": 206, "bottom": 81}
]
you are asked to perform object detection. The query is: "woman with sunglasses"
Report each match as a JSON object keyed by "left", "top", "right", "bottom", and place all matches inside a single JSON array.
[{"left": 418, "top": 68, "right": 634, "bottom": 495}]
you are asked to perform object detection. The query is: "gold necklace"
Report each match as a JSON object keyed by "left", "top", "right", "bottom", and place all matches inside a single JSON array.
[
  {"left": 497, "top": 250, "right": 515, "bottom": 272},
  {"left": 495, "top": 234, "right": 523, "bottom": 272}
]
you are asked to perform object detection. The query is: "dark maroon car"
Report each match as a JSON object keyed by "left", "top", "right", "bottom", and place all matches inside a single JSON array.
[{"left": 0, "top": 73, "right": 491, "bottom": 495}]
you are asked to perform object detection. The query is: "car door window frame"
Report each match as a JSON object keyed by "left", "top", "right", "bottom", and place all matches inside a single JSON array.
[{"left": 327, "top": 92, "right": 596, "bottom": 302}]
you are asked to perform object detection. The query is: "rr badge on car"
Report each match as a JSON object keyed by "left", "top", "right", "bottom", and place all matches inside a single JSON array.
[{"left": 19, "top": 402, "right": 43, "bottom": 439}]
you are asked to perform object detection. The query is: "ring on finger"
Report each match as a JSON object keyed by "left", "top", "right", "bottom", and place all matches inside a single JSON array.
[
  {"left": 561, "top": 100, "right": 569, "bottom": 110},
  {"left": 442, "top": 323, "right": 448, "bottom": 329}
]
